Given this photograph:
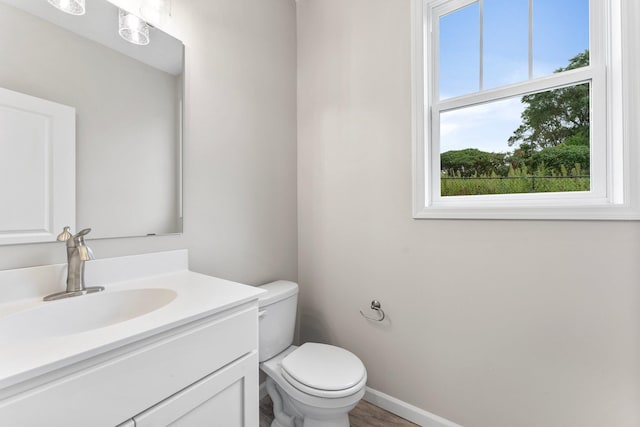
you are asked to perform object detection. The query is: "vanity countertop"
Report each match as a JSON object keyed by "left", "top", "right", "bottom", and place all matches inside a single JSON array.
[{"left": 0, "top": 250, "right": 264, "bottom": 391}]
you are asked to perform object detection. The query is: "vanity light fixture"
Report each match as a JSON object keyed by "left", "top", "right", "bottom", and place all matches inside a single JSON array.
[
  {"left": 139, "top": 0, "right": 171, "bottom": 27},
  {"left": 118, "top": 9, "right": 150, "bottom": 46},
  {"left": 47, "top": 0, "right": 85, "bottom": 15}
]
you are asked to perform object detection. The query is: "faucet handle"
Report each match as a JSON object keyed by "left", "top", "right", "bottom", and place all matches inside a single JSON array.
[
  {"left": 57, "top": 226, "right": 73, "bottom": 242},
  {"left": 73, "top": 228, "right": 92, "bottom": 238}
]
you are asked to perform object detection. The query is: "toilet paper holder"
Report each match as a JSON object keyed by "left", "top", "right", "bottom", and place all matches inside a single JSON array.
[{"left": 360, "top": 300, "right": 386, "bottom": 322}]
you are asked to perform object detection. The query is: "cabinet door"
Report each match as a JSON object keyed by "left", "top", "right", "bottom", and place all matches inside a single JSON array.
[{"left": 134, "top": 352, "right": 259, "bottom": 427}]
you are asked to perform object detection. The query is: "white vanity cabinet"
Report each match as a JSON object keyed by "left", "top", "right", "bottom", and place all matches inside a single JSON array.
[
  {"left": 0, "top": 250, "right": 265, "bottom": 427},
  {"left": 0, "top": 302, "right": 260, "bottom": 427}
]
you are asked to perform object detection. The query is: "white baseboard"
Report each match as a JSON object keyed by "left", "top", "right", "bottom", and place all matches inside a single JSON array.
[
  {"left": 363, "top": 387, "right": 463, "bottom": 427},
  {"left": 259, "top": 381, "right": 461, "bottom": 427}
]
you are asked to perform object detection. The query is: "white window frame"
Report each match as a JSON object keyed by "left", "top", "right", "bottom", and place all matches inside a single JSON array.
[{"left": 411, "top": 0, "right": 640, "bottom": 220}]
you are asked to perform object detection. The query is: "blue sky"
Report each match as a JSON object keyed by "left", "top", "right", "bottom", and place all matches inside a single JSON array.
[{"left": 437, "top": 0, "right": 589, "bottom": 154}]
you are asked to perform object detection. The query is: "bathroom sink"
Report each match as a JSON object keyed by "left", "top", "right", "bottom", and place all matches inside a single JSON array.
[{"left": 0, "top": 288, "right": 177, "bottom": 344}]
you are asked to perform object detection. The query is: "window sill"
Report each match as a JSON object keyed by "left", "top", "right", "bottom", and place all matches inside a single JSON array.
[{"left": 413, "top": 204, "right": 640, "bottom": 220}]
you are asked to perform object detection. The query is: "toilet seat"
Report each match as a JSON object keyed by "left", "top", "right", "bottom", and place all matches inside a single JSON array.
[
  {"left": 261, "top": 345, "right": 367, "bottom": 412},
  {"left": 280, "top": 343, "right": 367, "bottom": 398}
]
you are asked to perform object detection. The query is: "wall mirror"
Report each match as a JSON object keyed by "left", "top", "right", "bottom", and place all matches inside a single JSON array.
[{"left": 0, "top": 0, "right": 183, "bottom": 242}]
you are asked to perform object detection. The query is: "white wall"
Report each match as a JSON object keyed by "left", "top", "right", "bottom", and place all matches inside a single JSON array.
[
  {"left": 172, "top": 0, "right": 298, "bottom": 284},
  {"left": 297, "top": 1, "right": 640, "bottom": 426},
  {"left": 0, "top": 0, "right": 298, "bottom": 287}
]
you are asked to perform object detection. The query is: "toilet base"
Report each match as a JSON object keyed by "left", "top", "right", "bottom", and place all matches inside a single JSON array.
[{"left": 266, "top": 376, "right": 360, "bottom": 427}]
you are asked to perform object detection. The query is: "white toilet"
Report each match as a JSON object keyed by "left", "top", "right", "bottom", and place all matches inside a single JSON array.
[{"left": 258, "top": 280, "right": 367, "bottom": 427}]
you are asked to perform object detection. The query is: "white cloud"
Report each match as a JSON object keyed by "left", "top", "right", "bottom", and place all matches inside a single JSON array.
[{"left": 440, "top": 97, "right": 525, "bottom": 153}]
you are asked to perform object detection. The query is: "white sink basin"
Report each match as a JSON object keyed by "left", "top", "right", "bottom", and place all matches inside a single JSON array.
[{"left": 0, "top": 288, "right": 177, "bottom": 344}]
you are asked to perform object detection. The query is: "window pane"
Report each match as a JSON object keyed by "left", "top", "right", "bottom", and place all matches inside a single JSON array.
[
  {"left": 440, "top": 83, "right": 591, "bottom": 196},
  {"left": 483, "top": 0, "right": 528, "bottom": 89},
  {"left": 439, "top": 2, "right": 479, "bottom": 99},
  {"left": 533, "top": 0, "right": 589, "bottom": 78}
]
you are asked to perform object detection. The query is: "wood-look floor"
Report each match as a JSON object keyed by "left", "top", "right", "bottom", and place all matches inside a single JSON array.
[{"left": 259, "top": 396, "right": 418, "bottom": 427}]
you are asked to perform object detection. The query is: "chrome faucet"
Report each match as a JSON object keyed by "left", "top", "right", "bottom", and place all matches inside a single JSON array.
[{"left": 43, "top": 227, "right": 105, "bottom": 301}]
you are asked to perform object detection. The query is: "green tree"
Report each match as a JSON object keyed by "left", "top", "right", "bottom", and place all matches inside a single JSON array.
[
  {"left": 441, "top": 148, "right": 508, "bottom": 177},
  {"left": 530, "top": 144, "right": 590, "bottom": 174},
  {"left": 508, "top": 51, "right": 590, "bottom": 157}
]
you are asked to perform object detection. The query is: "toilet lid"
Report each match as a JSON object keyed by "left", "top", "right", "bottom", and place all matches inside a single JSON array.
[{"left": 281, "top": 343, "right": 366, "bottom": 391}]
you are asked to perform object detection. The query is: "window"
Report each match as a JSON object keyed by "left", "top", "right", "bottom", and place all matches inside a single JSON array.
[{"left": 412, "top": 0, "right": 635, "bottom": 219}]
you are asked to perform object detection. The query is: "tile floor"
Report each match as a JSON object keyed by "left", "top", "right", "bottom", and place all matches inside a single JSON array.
[{"left": 259, "top": 396, "right": 419, "bottom": 427}]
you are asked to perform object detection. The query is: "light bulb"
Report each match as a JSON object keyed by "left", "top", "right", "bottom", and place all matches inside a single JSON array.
[
  {"left": 47, "top": 0, "right": 85, "bottom": 15},
  {"left": 118, "top": 9, "right": 150, "bottom": 46}
]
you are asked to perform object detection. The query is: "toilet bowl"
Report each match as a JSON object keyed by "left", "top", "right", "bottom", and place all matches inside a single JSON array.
[{"left": 258, "top": 281, "right": 367, "bottom": 427}]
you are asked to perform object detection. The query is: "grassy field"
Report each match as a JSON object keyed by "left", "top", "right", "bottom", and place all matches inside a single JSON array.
[{"left": 441, "top": 175, "right": 590, "bottom": 196}]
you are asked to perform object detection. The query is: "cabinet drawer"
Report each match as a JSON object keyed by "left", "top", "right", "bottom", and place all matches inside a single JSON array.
[
  {"left": 0, "top": 304, "right": 258, "bottom": 427},
  {"left": 134, "top": 352, "right": 259, "bottom": 427}
]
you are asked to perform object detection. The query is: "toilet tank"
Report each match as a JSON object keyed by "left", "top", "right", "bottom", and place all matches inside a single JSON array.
[{"left": 258, "top": 280, "right": 298, "bottom": 362}]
